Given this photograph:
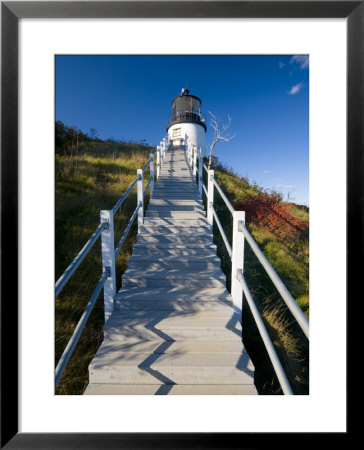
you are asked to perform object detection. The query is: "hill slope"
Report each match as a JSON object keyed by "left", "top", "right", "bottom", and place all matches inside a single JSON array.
[
  {"left": 55, "top": 122, "right": 152, "bottom": 394},
  {"left": 203, "top": 161, "right": 309, "bottom": 394},
  {"left": 55, "top": 124, "right": 309, "bottom": 394}
]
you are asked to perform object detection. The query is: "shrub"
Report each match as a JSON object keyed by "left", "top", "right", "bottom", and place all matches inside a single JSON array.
[{"left": 234, "top": 192, "right": 308, "bottom": 244}]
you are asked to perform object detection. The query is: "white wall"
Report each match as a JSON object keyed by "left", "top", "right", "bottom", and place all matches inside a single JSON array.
[{"left": 168, "top": 122, "right": 206, "bottom": 156}]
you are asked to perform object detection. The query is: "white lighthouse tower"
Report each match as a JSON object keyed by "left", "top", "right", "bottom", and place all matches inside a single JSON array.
[{"left": 166, "top": 88, "right": 207, "bottom": 156}]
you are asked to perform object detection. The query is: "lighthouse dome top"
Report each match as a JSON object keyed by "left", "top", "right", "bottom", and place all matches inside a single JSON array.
[{"left": 166, "top": 88, "right": 207, "bottom": 132}]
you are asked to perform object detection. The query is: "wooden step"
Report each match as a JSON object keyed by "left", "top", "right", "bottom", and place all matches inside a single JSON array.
[
  {"left": 114, "top": 299, "right": 233, "bottom": 312},
  {"left": 122, "top": 270, "right": 226, "bottom": 288},
  {"left": 147, "top": 205, "right": 203, "bottom": 212},
  {"left": 136, "top": 234, "right": 213, "bottom": 245},
  {"left": 149, "top": 199, "right": 203, "bottom": 206},
  {"left": 84, "top": 146, "right": 256, "bottom": 395},
  {"left": 138, "top": 225, "right": 210, "bottom": 235},
  {"left": 142, "top": 218, "right": 209, "bottom": 227},
  {"left": 84, "top": 384, "right": 258, "bottom": 395},
  {"left": 103, "top": 310, "right": 242, "bottom": 342},
  {"left": 131, "top": 246, "right": 217, "bottom": 257},
  {"left": 132, "top": 242, "right": 217, "bottom": 250},
  {"left": 89, "top": 352, "right": 254, "bottom": 385},
  {"left": 145, "top": 211, "right": 205, "bottom": 219},
  {"left": 115, "top": 285, "right": 232, "bottom": 302}
]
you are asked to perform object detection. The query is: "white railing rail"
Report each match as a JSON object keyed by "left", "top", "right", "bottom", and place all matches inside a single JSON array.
[
  {"left": 211, "top": 205, "right": 232, "bottom": 257},
  {"left": 55, "top": 267, "right": 110, "bottom": 387},
  {"left": 193, "top": 149, "right": 309, "bottom": 395},
  {"left": 114, "top": 204, "right": 141, "bottom": 259},
  {"left": 237, "top": 270, "right": 294, "bottom": 395},
  {"left": 55, "top": 137, "right": 169, "bottom": 387},
  {"left": 238, "top": 220, "right": 309, "bottom": 338},
  {"left": 55, "top": 221, "right": 107, "bottom": 298}
]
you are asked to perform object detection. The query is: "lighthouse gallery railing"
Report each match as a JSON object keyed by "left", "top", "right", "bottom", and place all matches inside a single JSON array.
[
  {"left": 188, "top": 144, "right": 309, "bottom": 395},
  {"left": 55, "top": 138, "right": 169, "bottom": 387}
]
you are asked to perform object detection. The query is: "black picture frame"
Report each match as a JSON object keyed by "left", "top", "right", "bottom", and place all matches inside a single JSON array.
[{"left": 1, "top": 1, "right": 358, "bottom": 448}]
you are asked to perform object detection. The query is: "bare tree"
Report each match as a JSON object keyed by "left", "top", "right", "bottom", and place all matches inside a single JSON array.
[
  {"left": 207, "top": 111, "right": 236, "bottom": 170},
  {"left": 89, "top": 128, "right": 98, "bottom": 140}
]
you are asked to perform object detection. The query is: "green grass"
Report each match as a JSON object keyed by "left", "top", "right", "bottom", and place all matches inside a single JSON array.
[
  {"left": 55, "top": 143, "right": 152, "bottom": 394},
  {"left": 249, "top": 223, "right": 309, "bottom": 315}
]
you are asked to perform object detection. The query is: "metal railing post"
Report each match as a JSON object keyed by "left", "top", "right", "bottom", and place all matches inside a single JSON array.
[
  {"left": 137, "top": 169, "right": 143, "bottom": 232},
  {"left": 160, "top": 141, "right": 164, "bottom": 162},
  {"left": 193, "top": 147, "right": 197, "bottom": 177},
  {"left": 156, "top": 146, "right": 160, "bottom": 179},
  {"left": 198, "top": 149, "right": 202, "bottom": 194},
  {"left": 150, "top": 153, "right": 154, "bottom": 197},
  {"left": 207, "top": 170, "right": 214, "bottom": 229},
  {"left": 231, "top": 211, "right": 245, "bottom": 316},
  {"left": 100, "top": 210, "right": 116, "bottom": 322}
]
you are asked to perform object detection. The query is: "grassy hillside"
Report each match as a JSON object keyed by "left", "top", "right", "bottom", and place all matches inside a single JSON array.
[
  {"left": 55, "top": 122, "right": 153, "bottom": 394},
  {"left": 55, "top": 123, "right": 309, "bottom": 395},
  {"left": 202, "top": 161, "right": 309, "bottom": 394}
]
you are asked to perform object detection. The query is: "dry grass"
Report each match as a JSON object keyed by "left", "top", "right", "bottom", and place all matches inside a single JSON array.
[
  {"left": 263, "top": 300, "right": 300, "bottom": 359},
  {"left": 261, "top": 299, "right": 308, "bottom": 391}
]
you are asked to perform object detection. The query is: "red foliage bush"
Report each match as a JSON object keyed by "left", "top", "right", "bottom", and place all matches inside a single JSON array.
[{"left": 233, "top": 193, "right": 307, "bottom": 242}]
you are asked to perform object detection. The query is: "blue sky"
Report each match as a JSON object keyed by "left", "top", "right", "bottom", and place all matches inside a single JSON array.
[{"left": 56, "top": 55, "right": 309, "bottom": 205}]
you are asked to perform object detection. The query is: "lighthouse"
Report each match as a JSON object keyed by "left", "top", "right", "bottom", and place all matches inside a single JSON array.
[{"left": 166, "top": 88, "right": 207, "bottom": 156}]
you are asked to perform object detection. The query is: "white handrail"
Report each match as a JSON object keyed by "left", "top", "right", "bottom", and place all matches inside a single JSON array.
[
  {"left": 198, "top": 151, "right": 202, "bottom": 195},
  {"left": 142, "top": 158, "right": 151, "bottom": 173},
  {"left": 55, "top": 268, "right": 109, "bottom": 387},
  {"left": 55, "top": 221, "right": 107, "bottom": 298},
  {"left": 237, "top": 270, "right": 294, "bottom": 395},
  {"left": 211, "top": 205, "right": 232, "bottom": 257},
  {"left": 239, "top": 221, "right": 309, "bottom": 339},
  {"left": 55, "top": 143, "right": 160, "bottom": 386},
  {"left": 202, "top": 183, "right": 208, "bottom": 197},
  {"left": 143, "top": 178, "right": 152, "bottom": 197},
  {"left": 212, "top": 176, "right": 235, "bottom": 215},
  {"left": 114, "top": 204, "right": 141, "bottom": 259},
  {"left": 197, "top": 155, "right": 309, "bottom": 394},
  {"left": 202, "top": 171, "right": 309, "bottom": 339},
  {"left": 112, "top": 176, "right": 138, "bottom": 215}
]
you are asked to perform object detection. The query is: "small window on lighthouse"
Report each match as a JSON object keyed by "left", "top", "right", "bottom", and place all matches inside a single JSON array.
[{"left": 173, "top": 128, "right": 181, "bottom": 138}]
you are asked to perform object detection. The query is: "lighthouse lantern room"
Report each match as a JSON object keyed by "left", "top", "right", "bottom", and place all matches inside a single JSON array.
[{"left": 166, "top": 88, "right": 207, "bottom": 156}]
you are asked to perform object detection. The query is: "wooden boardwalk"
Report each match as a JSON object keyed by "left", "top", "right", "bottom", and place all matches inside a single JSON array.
[{"left": 84, "top": 146, "right": 257, "bottom": 395}]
